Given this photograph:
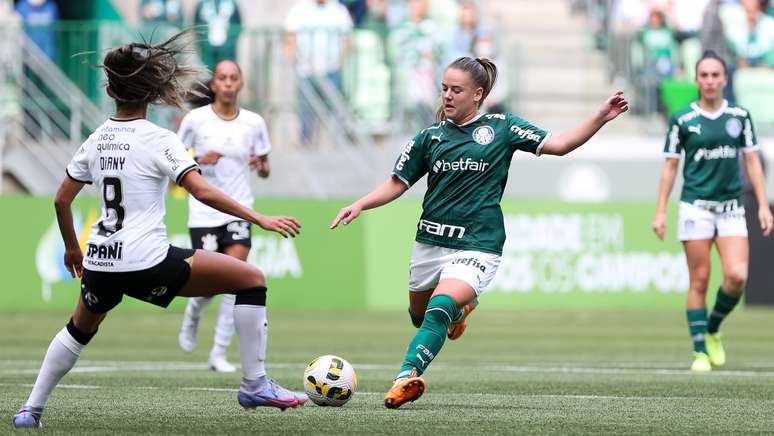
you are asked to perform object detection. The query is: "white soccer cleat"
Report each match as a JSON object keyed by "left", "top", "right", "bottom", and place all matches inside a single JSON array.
[{"left": 208, "top": 355, "right": 237, "bottom": 373}]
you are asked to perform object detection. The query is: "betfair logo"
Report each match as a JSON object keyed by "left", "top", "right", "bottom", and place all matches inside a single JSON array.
[
  {"left": 432, "top": 158, "right": 490, "bottom": 173},
  {"left": 418, "top": 219, "right": 466, "bottom": 239},
  {"left": 694, "top": 146, "right": 736, "bottom": 162}
]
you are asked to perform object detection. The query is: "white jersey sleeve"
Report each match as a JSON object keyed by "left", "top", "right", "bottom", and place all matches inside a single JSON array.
[
  {"left": 151, "top": 130, "right": 199, "bottom": 184},
  {"left": 66, "top": 139, "right": 95, "bottom": 184},
  {"left": 251, "top": 115, "right": 272, "bottom": 157},
  {"left": 177, "top": 112, "right": 198, "bottom": 151}
]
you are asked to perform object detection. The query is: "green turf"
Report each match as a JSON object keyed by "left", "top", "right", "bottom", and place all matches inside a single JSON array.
[{"left": 2, "top": 307, "right": 774, "bottom": 435}]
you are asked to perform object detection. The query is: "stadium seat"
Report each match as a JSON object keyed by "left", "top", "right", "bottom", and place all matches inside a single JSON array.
[
  {"left": 734, "top": 68, "right": 774, "bottom": 125},
  {"left": 660, "top": 78, "right": 698, "bottom": 117}
]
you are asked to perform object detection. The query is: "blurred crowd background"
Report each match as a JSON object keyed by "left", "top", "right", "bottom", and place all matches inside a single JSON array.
[{"left": 0, "top": 0, "right": 772, "bottom": 198}]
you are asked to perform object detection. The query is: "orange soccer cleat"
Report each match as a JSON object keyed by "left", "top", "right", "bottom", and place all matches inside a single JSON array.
[
  {"left": 447, "top": 304, "right": 475, "bottom": 340},
  {"left": 383, "top": 377, "right": 426, "bottom": 409}
]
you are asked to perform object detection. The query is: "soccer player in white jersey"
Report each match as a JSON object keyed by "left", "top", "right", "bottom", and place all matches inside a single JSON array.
[
  {"left": 652, "top": 50, "right": 773, "bottom": 372},
  {"left": 176, "top": 60, "right": 272, "bottom": 373},
  {"left": 12, "top": 32, "right": 306, "bottom": 430},
  {"left": 331, "top": 57, "right": 629, "bottom": 408}
]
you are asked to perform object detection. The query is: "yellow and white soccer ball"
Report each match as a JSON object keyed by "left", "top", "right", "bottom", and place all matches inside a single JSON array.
[{"left": 303, "top": 355, "right": 357, "bottom": 407}]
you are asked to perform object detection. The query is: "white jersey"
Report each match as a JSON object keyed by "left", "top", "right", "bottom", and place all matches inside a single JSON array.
[
  {"left": 67, "top": 118, "right": 198, "bottom": 272},
  {"left": 178, "top": 105, "right": 272, "bottom": 228}
]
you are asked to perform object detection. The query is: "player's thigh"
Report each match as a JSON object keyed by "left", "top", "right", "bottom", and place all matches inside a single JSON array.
[
  {"left": 72, "top": 295, "right": 107, "bottom": 334},
  {"left": 682, "top": 239, "right": 713, "bottom": 281},
  {"left": 715, "top": 236, "right": 749, "bottom": 277},
  {"left": 432, "top": 278, "right": 477, "bottom": 307},
  {"left": 179, "top": 249, "right": 265, "bottom": 297}
]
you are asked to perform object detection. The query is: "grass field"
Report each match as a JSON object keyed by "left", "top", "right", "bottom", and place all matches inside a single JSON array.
[{"left": 2, "top": 307, "right": 774, "bottom": 434}]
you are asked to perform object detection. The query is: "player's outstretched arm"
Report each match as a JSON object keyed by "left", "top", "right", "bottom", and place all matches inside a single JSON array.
[
  {"left": 744, "top": 151, "right": 774, "bottom": 236},
  {"left": 652, "top": 158, "right": 679, "bottom": 241},
  {"left": 330, "top": 175, "right": 408, "bottom": 229},
  {"left": 540, "top": 90, "right": 629, "bottom": 156},
  {"left": 54, "top": 177, "right": 86, "bottom": 278},
  {"left": 180, "top": 170, "right": 300, "bottom": 238}
]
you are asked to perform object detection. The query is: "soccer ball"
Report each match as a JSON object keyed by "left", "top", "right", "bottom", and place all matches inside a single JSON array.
[{"left": 303, "top": 355, "right": 357, "bottom": 407}]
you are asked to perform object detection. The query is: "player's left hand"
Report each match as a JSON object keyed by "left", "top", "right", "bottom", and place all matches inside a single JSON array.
[
  {"left": 598, "top": 90, "right": 629, "bottom": 123},
  {"left": 250, "top": 154, "right": 270, "bottom": 178},
  {"left": 759, "top": 206, "right": 773, "bottom": 237},
  {"left": 257, "top": 215, "right": 301, "bottom": 238},
  {"left": 63, "top": 246, "right": 84, "bottom": 278}
]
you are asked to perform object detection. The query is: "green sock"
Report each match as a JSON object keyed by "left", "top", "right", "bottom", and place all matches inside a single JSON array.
[
  {"left": 707, "top": 287, "right": 740, "bottom": 334},
  {"left": 397, "top": 295, "right": 460, "bottom": 378},
  {"left": 687, "top": 308, "right": 708, "bottom": 353}
]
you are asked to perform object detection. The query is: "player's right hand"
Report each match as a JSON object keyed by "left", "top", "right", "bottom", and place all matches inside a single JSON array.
[
  {"left": 257, "top": 215, "right": 301, "bottom": 238},
  {"left": 197, "top": 150, "right": 223, "bottom": 165},
  {"left": 652, "top": 212, "right": 667, "bottom": 240},
  {"left": 64, "top": 247, "right": 83, "bottom": 278},
  {"left": 330, "top": 204, "right": 362, "bottom": 229}
]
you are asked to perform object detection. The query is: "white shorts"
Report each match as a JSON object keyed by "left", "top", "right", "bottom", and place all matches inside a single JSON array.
[
  {"left": 408, "top": 242, "right": 501, "bottom": 296},
  {"left": 678, "top": 201, "right": 748, "bottom": 241}
]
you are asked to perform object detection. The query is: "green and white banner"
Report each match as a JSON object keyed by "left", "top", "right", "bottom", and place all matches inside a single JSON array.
[{"left": 1, "top": 197, "right": 715, "bottom": 312}]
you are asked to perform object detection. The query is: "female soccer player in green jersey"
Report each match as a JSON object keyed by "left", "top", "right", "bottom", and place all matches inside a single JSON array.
[
  {"left": 330, "top": 56, "right": 629, "bottom": 408},
  {"left": 652, "top": 50, "right": 773, "bottom": 373}
]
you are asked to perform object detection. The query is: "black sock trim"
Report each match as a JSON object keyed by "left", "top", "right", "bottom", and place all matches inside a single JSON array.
[
  {"left": 234, "top": 286, "right": 267, "bottom": 306},
  {"left": 66, "top": 318, "right": 97, "bottom": 346}
]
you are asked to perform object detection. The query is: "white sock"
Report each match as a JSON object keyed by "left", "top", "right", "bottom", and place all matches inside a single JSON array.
[
  {"left": 210, "top": 294, "right": 235, "bottom": 358},
  {"left": 25, "top": 327, "right": 86, "bottom": 409},
  {"left": 183, "top": 296, "right": 214, "bottom": 328},
  {"left": 233, "top": 304, "right": 267, "bottom": 381}
]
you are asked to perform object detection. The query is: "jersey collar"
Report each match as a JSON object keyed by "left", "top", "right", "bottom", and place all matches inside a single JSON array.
[
  {"left": 447, "top": 112, "right": 486, "bottom": 127},
  {"left": 691, "top": 99, "right": 728, "bottom": 120}
]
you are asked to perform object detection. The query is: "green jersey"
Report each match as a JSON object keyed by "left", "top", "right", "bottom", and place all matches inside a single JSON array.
[
  {"left": 664, "top": 100, "right": 758, "bottom": 205},
  {"left": 392, "top": 113, "right": 549, "bottom": 255}
]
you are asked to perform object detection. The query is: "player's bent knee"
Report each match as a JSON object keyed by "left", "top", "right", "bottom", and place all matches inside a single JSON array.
[
  {"left": 243, "top": 264, "right": 265, "bottom": 288},
  {"left": 425, "top": 295, "right": 462, "bottom": 325},
  {"left": 725, "top": 269, "right": 747, "bottom": 290},
  {"left": 234, "top": 286, "right": 267, "bottom": 306}
]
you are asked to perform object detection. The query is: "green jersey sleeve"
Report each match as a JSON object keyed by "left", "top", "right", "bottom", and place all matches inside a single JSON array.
[
  {"left": 741, "top": 111, "right": 759, "bottom": 153},
  {"left": 663, "top": 115, "right": 683, "bottom": 159},
  {"left": 392, "top": 133, "right": 428, "bottom": 187},
  {"left": 506, "top": 113, "right": 550, "bottom": 155}
]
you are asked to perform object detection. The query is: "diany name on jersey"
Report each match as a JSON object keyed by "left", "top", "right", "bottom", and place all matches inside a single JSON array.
[
  {"left": 693, "top": 145, "right": 736, "bottom": 162},
  {"left": 100, "top": 156, "right": 126, "bottom": 171}
]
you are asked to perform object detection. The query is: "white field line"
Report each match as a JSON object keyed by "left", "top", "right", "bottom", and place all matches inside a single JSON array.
[
  {"left": 1, "top": 383, "right": 772, "bottom": 403},
  {"left": 3, "top": 361, "right": 774, "bottom": 378}
]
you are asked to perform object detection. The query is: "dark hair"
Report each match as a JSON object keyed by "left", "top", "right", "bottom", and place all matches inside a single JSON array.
[
  {"left": 695, "top": 49, "right": 728, "bottom": 77},
  {"left": 436, "top": 56, "right": 498, "bottom": 122},
  {"left": 187, "top": 79, "right": 213, "bottom": 109},
  {"left": 100, "top": 29, "right": 204, "bottom": 109}
]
